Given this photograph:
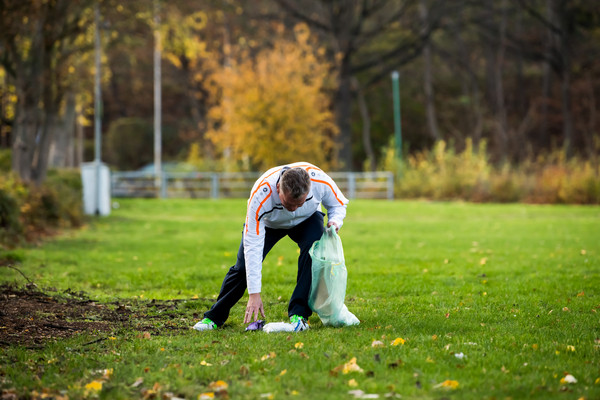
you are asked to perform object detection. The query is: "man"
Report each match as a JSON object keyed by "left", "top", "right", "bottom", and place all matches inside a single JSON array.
[{"left": 193, "top": 162, "right": 349, "bottom": 332}]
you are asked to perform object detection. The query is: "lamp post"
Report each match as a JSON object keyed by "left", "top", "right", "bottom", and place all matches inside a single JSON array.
[
  {"left": 94, "top": 2, "right": 102, "bottom": 215},
  {"left": 391, "top": 70, "right": 402, "bottom": 161},
  {"left": 154, "top": 0, "right": 163, "bottom": 197}
]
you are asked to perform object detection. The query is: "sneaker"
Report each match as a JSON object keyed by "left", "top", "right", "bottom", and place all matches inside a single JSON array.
[
  {"left": 193, "top": 317, "right": 217, "bottom": 331},
  {"left": 290, "top": 315, "right": 309, "bottom": 332}
]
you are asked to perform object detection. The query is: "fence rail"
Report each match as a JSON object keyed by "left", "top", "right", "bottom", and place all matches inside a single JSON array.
[{"left": 111, "top": 171, "right": 394, "bottom": 200}]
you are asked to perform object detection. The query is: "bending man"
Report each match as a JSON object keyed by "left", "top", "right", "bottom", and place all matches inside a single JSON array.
[{"left": 193, "top": 162, "right": 349, "bottom": 332}]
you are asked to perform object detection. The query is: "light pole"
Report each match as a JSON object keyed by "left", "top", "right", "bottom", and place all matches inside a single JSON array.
[
  {"left": 391, "top": 71, "right": 402, "bottom": 161},
  {"left": 153, "top": 0, "right": 163, "bottom": 197},
  {"left": 94, "top": 2, "right": 103, "bottom": 214}
]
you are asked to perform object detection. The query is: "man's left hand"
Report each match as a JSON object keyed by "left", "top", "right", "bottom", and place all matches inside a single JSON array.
[{"left": 327, "top": 221, "right": 339, "bottom": 232}]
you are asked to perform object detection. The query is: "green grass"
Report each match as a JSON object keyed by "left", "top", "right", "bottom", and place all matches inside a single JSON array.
[{"left": 1, "top": 199, "right": 599, "bottom": 399}]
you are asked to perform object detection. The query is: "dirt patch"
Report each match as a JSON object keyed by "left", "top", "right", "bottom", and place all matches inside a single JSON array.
[
  {"left": 0, "top": 282, "right": 212, "bottom": 348},
  {"left": 0, "top": 284, "right": 130, "bottom": 348}
]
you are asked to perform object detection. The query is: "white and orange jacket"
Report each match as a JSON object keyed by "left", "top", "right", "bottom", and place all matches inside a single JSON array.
[{"left": 244, "top": 162, "right": 349, "bottom": 294}]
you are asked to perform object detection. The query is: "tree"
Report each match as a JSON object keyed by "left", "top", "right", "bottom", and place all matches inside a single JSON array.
[
  {"left": 272, "top": 0, "right": 453, "bottom": 169},
  {"left": 206, "top": 23, "right": 338, "bottom": 171},
  {"left": 0, "top": 0, "right": 95, "bottom": 185}
]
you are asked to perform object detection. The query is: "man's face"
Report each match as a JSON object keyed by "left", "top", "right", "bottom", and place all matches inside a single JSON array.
[{"left": 277, "top": 184, "right": 307, "bottom": 212}]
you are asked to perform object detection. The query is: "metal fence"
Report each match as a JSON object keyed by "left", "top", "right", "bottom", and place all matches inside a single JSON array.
[{"left": 111, "top": 171, "right": 394, "bottom": 200}]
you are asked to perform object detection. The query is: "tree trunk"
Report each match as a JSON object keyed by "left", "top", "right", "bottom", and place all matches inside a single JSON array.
[
  {"left": 557, "top": 1, "right": 573, "bottom": 157},
  {"left": 352, "top": 77, "right": 375, "bottom": 172},
  {"left": 420, "top": 0, "right": 441, "bottom": 142},
  {"left": 336, "top": 61, "right": 353, "bottom": 170},
  {"left": 541, "top": 0, "right": 554, "bottom": 151},
  {"left": 49, "top": 91, "right": 76, "bottom": 168}
]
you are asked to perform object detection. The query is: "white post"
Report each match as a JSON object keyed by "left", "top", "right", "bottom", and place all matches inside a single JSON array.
[
  {"left": 94, "top": 2, "right": 102, "bottom": 215},
  {"left": 153, "top": 0, "right": 163, "bottom": 197}
]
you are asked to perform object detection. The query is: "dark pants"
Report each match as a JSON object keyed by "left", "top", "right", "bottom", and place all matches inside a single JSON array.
[{"left": 204, "top": 211, "right": 325, "bottom": 327}]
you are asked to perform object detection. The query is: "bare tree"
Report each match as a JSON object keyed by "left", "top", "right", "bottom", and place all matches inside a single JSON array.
[{"left": 272, "top": 0, "right": 452, "bottom": 169}]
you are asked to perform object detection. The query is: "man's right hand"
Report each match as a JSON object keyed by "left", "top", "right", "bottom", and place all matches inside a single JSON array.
[{"left": 244, "top": 293, "right": 265, "bottom": 324}]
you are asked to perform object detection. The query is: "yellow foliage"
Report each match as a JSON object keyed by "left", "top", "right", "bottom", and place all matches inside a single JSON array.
[{"left": 206, "top": 24, "right": 338, "bottom": 171}]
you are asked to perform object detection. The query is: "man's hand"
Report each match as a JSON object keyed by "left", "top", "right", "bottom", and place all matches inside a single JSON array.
[
  {"left": 327, "top": 221, "right": 339, "bottom": 233},
  {"left": 244, "top": 293, "right": 265, "bottom": 324}
]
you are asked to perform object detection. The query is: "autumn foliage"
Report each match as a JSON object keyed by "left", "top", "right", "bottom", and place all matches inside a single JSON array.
[{"left": 206, "top": 24, "right": 338, "bottom": 171}]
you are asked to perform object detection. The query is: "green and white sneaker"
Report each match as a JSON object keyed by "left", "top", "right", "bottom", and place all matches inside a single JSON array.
[
  {"left": 193, "top": 317, "right": 217, "bottom": 331},
  {"left": 290, "top": 315, "right": 309, "bottom": 332}
]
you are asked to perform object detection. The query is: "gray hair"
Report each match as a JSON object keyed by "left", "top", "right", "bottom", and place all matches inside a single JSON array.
[{"left": 280, "top": 168, "right": 311, "bottom": 199}]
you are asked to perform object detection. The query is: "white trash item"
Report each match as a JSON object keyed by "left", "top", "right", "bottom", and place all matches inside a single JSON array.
[{"left": 263, "top": 322, "right": 295, "bottom": 333}]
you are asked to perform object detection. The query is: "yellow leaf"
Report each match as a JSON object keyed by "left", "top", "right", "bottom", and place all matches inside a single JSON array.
[
  {"left": 532, "top": 344, "right": 539, "bottom": 350},
  {"left": 294, "top": 342, "right": 304, "bottom": 349},
  {"left": 200, "top": 360, "right": 213, "bottom": 366},
  {"left": 567, "top": 345, "right": 575, "bottom": 352},
  {"left": 480, "top": 257, "right": 487, "bottom": 265},
  {"left": 208, "top": 380, "right": 228, "bottom": 392},
  {"left": 435, "top": 380, "right": 459, "bottom": 389},
  {"left": 595, "top": 377, "right": 600, "bottom": 384},
  {"left": 391, "top": 337, "right": 405, "bottom": 346},
  {"left": 348, "top": 379, "right": 358, "bottom": 387},
  {"left": 280, "top": 369, "right": 287, "bottom": 376},
  {"left": 198, "top": 393, "right": 215, "bottom": 400},
  {"left": 341, "top": 357, "right": 364, "bottom": 374},
  {"left": 85, "top": 380, "right": 103, "bottom": 392}
]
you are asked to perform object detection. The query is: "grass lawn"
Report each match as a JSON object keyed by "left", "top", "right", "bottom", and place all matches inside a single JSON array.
[{"left": 1, "top": 199, "right": 599, "bottom": 399}]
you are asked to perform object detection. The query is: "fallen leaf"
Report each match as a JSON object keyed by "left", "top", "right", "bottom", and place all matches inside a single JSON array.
[
  {"left": 391, "top": 338, "right": 405, "bottom": 346},
  {"left": 259, "top": 394, "right": 274, "bottom": 400},
  {"left": 434, "top": 380, "right": 459, "bottom": 389},
  {"left": 200, "top": 360, "right": 213, "bottom": 366},
  {"left": 480, "top": 257, "right": 487, "bottom": 265},
  {"left": 208, "top": 380, "right": 228, "bottom": 392},
  {"left": 131, "top": 377, "right": 144, "bottom": 388},
  {"left": 371, "top": 340, "right": 385, "bottom": 348},
  {"left": 294, "top": 342, "right": 304, "bottom": 349},
  {"left": 280, "top": 369, "right": 287, "bottom": 376},
  {"left": 332, "top": 357, "right": 364, "bottom": 375},
  {"left": 84, "top": 380, "right": 103, "bottom": 393},
  {"left": 261, "top": 352, "right": 276, "bottom": 361},
  {"left": 143, "top": 331, "right": 151, "bottom": 339},
  {"left": 580, "top": 249, "right": 587, "bottom": 255},
  {"left": 198, "top": 393, "right": 215, "bottom": 399},
  {"left": 577, "top": 291, "right": 585, "bottom": 297},
  {"left": 560, "top": 374, "right": 577, "bottom": 384},
  {"left": 566, "top": 345, "right": 575, "bottom": 352},
  {"left": 348, "top": 379, "right": 358, "bottom": 387},
  {"left": 532, "top": 344, "right": 539, "bottom": 350}
]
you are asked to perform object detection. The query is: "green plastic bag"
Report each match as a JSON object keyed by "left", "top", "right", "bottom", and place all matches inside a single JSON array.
[{"left": 308, "top": 227, "right": 359, "bottom": 327}]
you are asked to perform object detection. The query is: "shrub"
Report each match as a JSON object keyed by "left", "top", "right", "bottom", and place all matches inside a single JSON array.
[
  {"left": 379, "top": 139, "right": 600, "bottom": 204},
  {"left": 0, "top": 169, "right": 84, "bottom": 247},
  {"left": 0, "top": 149, "right": 11, "bottom": 173},
  {"left": 0, "top": 188, "right": 23, "bottom": 248}
]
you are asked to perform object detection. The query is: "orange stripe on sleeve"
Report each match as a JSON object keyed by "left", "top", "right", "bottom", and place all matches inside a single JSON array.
[
  {"left": 254, "top": 182, "right": 272, "bottom": 235},
  {"left": 310, "top": 178, "right": 344, "bottom": 205}
]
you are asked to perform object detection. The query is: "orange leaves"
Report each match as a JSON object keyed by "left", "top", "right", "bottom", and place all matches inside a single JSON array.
[{"left": 206, "top": 24, "right": 337, "bottom": 170}]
